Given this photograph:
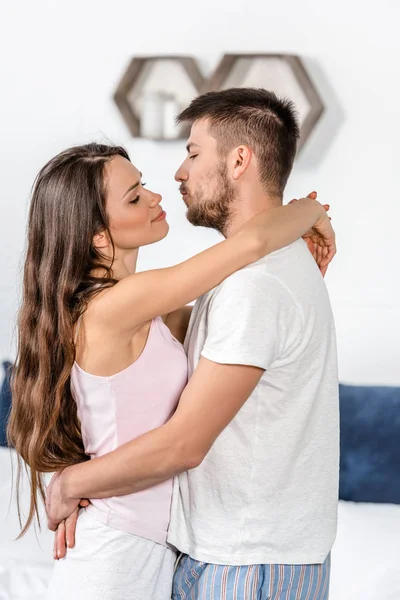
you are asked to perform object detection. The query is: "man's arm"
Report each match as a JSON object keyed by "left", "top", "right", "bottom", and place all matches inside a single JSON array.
[
  {"left": 47, "top": 357, "right": 263, "bottom": 530},
  {"left": 48, "top": 270, "right": 294, "bottom": 531},
  {"left": 163, "top": 305, "right": 193, "bottom": 344},
  {"left": 48, "top": 268, "right": 293, "bottom": 562}
]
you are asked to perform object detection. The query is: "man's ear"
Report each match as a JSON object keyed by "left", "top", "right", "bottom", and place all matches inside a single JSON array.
[
  {"left": 93, "top": 230, "right": 109, "bottom": 250},
  {"left": 231, "top": 145, "right": 253, "bottom": 181}
]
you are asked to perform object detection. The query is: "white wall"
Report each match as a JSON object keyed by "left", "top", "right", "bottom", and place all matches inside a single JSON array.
[{"left": 0, "top": 0, "right": 399, "bottom": 385}]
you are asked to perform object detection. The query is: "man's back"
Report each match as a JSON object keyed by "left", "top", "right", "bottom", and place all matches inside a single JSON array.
[{"left": 168, "top": 239, "right": 339, "bottom": 566}]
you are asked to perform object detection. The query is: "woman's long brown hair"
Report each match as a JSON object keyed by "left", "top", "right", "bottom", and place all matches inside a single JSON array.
[{"left": 7, "top": 143, "right": 130, "bottom": 535}]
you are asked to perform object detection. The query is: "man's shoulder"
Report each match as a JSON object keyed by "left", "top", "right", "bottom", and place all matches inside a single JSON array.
[
  {"left": 213, "top": 262, "right": 269, "bottom": 296},
  {"left": 215, "top": 246, "right": 298, "bottom": 292},
  {"left": 209, "top": 264, "right": 295, "bottom": 313},
  {"left": 197, "top": 240, "right": 312, "bottom": 307},
  {"left": 192, "top": 267, "right": 269, "bottom": 317},
  {"left": 212, "top": 240, "right": 319, "bottom": 308},
  {"left": 219, "top": 239, "right": 311, "bottom": 284}
]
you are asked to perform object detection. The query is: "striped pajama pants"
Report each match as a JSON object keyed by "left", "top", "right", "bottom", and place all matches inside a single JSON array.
[{"left": 172, "top": 554, "right": 330, "bottom": 600}]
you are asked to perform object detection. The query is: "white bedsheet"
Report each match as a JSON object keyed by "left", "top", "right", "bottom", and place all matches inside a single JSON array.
[
  {"left": 1, "top": 447, "right": 399, "bottom": 599},
  {"left": 330, "top": 500, "right": 400, "bottom": 599},
  {"left": 0, "top": 448, "right": 52, "bottom": 600}
]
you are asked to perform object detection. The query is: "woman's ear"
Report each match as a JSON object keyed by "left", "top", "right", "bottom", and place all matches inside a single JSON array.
[
  {"left": 93, "top": 231, "right": 109, "bottom": 250},
  {"left": 231, "top": 145, "right": 253, "bottom": 181}
]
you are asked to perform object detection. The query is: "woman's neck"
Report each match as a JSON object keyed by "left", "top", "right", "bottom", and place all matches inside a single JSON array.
[
  {"left": 113, "top": 248, "right": 139, "bottom": 279},
  {"left": 94, "top": 248, "right": 139, "bottom": 281}
]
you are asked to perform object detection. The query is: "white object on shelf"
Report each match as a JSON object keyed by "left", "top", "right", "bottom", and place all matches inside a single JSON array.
[
  {"left": 140, "top": 92, "right": 164, "bottom": 139},
  {"left": 162, "top": 94, "right": 179, "bottom": 140}
]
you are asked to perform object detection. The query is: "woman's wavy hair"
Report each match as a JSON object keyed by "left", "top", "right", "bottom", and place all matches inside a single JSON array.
[{"left": 7, "top": 142, "right": 130, "bottom": 535}]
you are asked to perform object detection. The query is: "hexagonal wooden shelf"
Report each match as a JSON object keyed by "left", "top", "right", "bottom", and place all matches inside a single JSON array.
[
  {"left": 114, "top": 53, "right": 324, "bottom": 149},
  {"left": 201, "top": 54, "right": 324, "bottom": 151},
  {"left": 114, "top": 56, "right": 205, "bottom": 141}
]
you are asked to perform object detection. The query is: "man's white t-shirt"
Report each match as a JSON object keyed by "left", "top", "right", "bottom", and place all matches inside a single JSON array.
[{"left": 167, "top": 239, "right": 339, "bottom": 566}]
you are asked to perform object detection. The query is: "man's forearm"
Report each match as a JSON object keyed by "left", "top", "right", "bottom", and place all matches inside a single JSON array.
[
  {"left": 62, "top": 420, "right": 196, "bottom": 500},
  {"left": 61, "top": 358, "right": 263, "bottom": 503}
]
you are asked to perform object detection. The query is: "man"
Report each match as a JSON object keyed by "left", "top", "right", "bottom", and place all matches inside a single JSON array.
[{"left": 48, "top": 88, "right": 338, "bottom": 599}]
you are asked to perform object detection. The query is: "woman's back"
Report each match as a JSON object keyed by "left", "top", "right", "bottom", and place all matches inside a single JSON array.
[{"left": 71, "top": 316, "right": 188, "bottom": 545}]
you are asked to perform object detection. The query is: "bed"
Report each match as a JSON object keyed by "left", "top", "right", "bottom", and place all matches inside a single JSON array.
[{"left": 1, "top": 446, "right": 400, "bottom": 599}]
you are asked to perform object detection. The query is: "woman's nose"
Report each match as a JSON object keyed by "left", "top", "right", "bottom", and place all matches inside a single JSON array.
[{"left": 148, "top": 191, "right": 162, "bottom": 207}]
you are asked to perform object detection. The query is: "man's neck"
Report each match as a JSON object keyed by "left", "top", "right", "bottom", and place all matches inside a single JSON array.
[{"left": 224, "top": 192, "right": 282, "bottom": 238}]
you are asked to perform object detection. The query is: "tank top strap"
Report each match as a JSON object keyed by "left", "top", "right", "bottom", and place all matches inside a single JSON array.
[{"left": 153, "top": 315, "right": 183, "bottom": 347}]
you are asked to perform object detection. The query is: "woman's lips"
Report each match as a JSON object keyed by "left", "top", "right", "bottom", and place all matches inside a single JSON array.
[{"left": 152, "top": 210, "right": 166, "bottom": 222}]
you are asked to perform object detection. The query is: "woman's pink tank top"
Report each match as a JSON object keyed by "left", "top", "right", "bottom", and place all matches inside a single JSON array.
[{"left": 71, "top": 316, "right": 188, "bottom": 545}]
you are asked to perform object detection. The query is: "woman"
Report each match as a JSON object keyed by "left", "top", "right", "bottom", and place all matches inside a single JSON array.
[{"left": 8, "top": 143, "right": 334, "bottom": 599}]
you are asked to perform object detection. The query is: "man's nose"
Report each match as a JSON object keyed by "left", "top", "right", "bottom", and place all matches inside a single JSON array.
[{"left": 175, "top": 163, "right": 188, "bottom": 182}]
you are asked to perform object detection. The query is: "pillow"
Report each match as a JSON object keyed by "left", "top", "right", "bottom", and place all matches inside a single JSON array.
[
  {"left": 0, "top": 361, "right": 13, "bottom": 447},
  {"left": 339, "top": 383, "right": 400, "bottom": 504}
]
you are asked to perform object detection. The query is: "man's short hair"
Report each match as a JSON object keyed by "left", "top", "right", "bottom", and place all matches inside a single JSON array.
[{"left": 177, "top": 88, "right": 300, "bottom": 197}]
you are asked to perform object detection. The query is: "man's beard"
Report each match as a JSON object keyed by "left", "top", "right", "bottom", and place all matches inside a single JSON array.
[{"left": 184, "top": 163, "right": 236, "bottom": 235}]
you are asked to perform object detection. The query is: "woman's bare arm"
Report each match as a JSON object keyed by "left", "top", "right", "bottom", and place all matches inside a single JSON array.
[{"left": 93, "top": 198, "right": 333, "bottom": 334}]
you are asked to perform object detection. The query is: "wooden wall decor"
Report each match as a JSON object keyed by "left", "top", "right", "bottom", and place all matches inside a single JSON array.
[
  {"left": 114, "top": 54, "right": 324, "bottom": 149},
  {"left": 203, "top": 54, "right": 324, "bottom": 151},
  {"left": 114, "top": 56, "right": 204, "bottom": 141}
]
